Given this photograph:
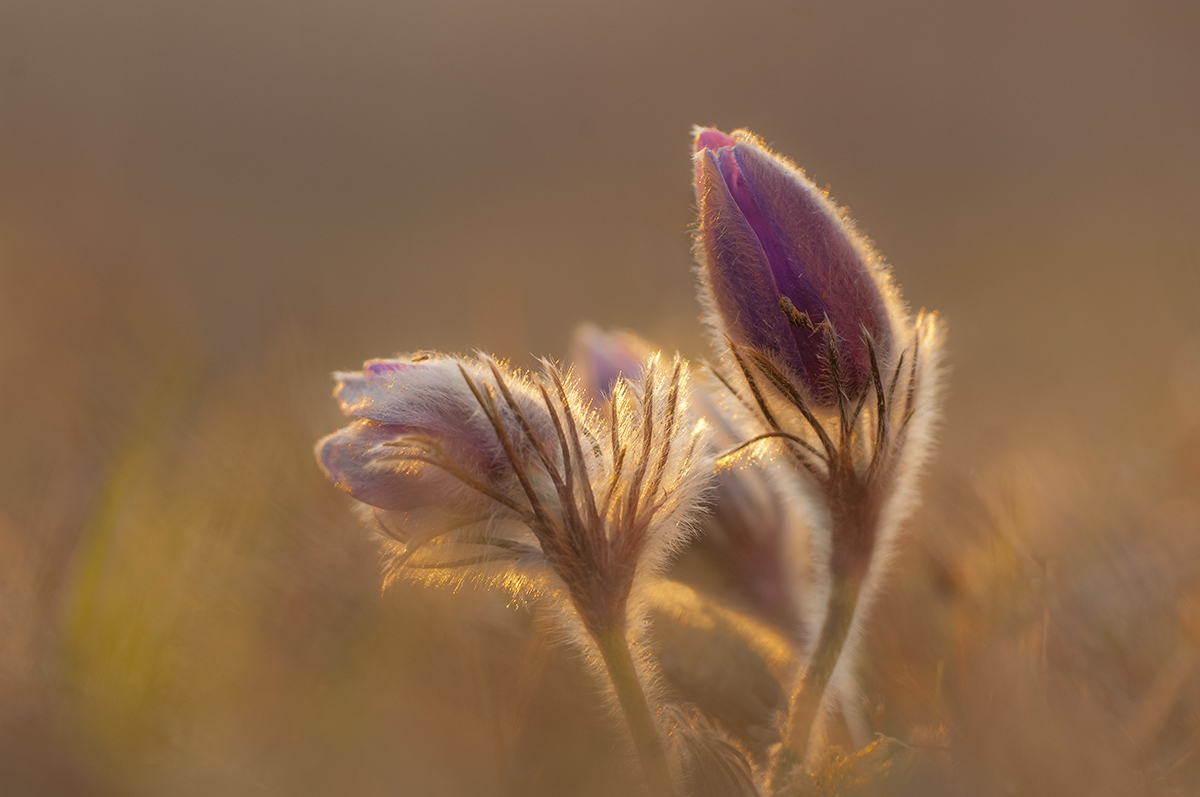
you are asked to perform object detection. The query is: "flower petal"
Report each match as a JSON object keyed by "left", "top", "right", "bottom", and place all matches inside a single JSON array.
[
  {"left": 316, "top": 420, "right": 440, "bottom": 512},
  {"left": 732, "top": 136, "right": 891, "bottom": 394},
  {"left": 695, "top": 149, "right": 804, "bottom": 376}
]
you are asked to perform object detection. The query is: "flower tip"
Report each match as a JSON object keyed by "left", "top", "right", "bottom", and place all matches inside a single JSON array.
[{"left": 693, "top": 126, "right": 736, "bottom": 153}]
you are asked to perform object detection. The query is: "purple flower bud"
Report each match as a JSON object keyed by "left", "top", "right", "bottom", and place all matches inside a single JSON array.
[
  {"left": 570, "top": 324, "right": 653, "bottom": 405},
  {"left": 693, "top": 128, "right": 891, "bottom": 405}
]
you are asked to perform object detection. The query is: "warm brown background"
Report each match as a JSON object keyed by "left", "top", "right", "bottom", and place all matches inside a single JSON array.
[{"left": 2, "top": 1, "right": 1198, "bottom": 795}]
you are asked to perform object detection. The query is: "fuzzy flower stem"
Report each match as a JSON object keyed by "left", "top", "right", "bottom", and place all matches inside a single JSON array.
[
  {"left": 593, "top": 624, "right": 676, "bottom": 797},
  {"left": 769, "top": 574, "right": 863, "bottom": 791}
]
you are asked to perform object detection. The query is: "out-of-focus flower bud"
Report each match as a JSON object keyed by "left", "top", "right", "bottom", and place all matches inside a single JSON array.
[
  {"left": 694, "top": 128, "right": 892, "bottom": 405},
  {"left": 647, "top": 580, "right": 794, "bottom": 759},
  {"left": 570, "top": 324, "right": 654, "bottom": 405},
  {"left": 689, "top": 377, "right": 806, "bottom": 632}
]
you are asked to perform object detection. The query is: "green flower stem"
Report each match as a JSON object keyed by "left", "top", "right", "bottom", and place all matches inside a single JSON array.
[
  {"left": 770, "top": 574, "right": 863, "bottom": 791},
  {"left": 594, "top": 625, "right": 676, "bottom": 797}
]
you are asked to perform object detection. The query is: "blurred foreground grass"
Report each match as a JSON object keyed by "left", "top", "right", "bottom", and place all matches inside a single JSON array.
[{"left": 2, "top": 213, "right": 1199, "bottom": 797}]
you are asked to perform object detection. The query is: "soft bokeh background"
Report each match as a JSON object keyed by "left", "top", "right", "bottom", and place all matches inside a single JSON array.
[{"left": 2, "top": 1, "right": 1198, "bottom": 794}]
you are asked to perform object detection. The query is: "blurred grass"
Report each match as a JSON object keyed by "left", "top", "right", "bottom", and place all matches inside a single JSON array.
[{"left": 0, "top": 226, "right": 648, "bottom": 795}]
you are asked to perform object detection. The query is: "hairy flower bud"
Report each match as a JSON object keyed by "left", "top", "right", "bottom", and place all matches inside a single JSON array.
[
  {"left": 689, "top": 127, "right": 946, "bottom": 775},
  {"left": 318, "top": 352, "right": 717, "bottom": 797},
  {"left": 648, "top": 581, "right": 793, "bottom": 757},
  {"left": 316, "top": 351, "right": 715, "bottom": 632},
  {"left": 694, "top": 128, "right": 892, "bottom": 404}
]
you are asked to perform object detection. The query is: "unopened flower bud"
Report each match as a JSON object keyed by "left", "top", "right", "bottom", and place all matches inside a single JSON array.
[
  {"left": 570, "top": 324, "right": 654, "bottom": 405},
  {"left": 648, "top": 580, "right": 793, "bottom": 757},
  {"left": 694, "top": 128, "right": 892, "bottom": 404}
]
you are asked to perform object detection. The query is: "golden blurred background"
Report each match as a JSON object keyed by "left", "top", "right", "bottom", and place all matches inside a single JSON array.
[{"left": 1, "top": 1, "right": 1198, "bottom": 794}]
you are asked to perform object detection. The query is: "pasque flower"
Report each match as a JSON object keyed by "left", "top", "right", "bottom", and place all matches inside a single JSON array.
[
  {"left": 312, "top": 125, "right": 947, "bottom": 796},
  {"left": 692, "top": 127, "right": 945, "bottom": 783},
  {"left": 317, "top": 351, "right": 713, "bottom": 797}
]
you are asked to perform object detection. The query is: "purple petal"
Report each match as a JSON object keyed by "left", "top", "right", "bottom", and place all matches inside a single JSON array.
[
  {"left": 571, "top": 325, "right": 651, "bottom": 404},
  {"left": 316, "top": 416, "right": 509, "bottom": 514},
  {"left": 696, "top": 150, "right": 807, "bottom": 378},
  {"left": 364, "top": 359, "right": 412, "bottom": 376},
  {"left": 316, "top": 420, "right": 442, "bottom": 512},
  {"left": 733, "top": 143, "right": 890, "bottom": 394},
  {"left": 694, "top": 128, "right": 893, "bottom": 403}
]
